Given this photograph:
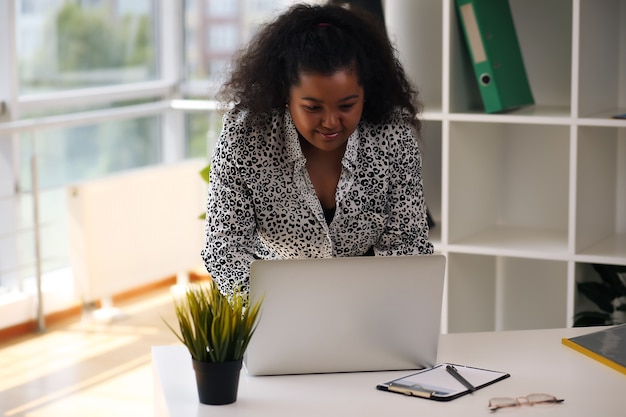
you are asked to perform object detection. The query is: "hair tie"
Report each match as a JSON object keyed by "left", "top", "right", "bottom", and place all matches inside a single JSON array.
[{"left": 317, "top": 22, "right": 331, "bottom": 27}]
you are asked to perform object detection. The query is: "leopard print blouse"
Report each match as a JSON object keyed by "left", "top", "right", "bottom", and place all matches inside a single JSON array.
[{"left": 201, "top": 108, "right": 434, "bottom": 295}]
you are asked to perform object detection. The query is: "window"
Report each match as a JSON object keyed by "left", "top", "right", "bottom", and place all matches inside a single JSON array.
[
  {"left": 19, "top": 117, "right": 161, "bottom": 191},
  {"left": 0, "top": 0, "right": 318, "bottom": 330},
  {"left": 206, "top": 0, "right": 238, "bottom": 18},
  {"left": 16, "top": 0, "right": 157, "bottom": 94},
  {"left": 207, "top": 24, "right": 239, "bottom": 54},
  {"left": 184, "top": 0, "right": 295, "bottom": 81}
]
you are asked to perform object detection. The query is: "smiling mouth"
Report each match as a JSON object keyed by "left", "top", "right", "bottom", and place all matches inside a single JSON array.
[{"left": 318, "top": 130, "right": 341, "bottom": 139}]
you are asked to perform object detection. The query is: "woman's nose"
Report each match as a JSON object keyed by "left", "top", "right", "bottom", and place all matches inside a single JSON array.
[{"left": 321, "top": 110, "right": 339, "bottom": 128}]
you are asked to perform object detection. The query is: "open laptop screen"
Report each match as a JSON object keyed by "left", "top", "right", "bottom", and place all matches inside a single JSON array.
[{"left": 245, "top": 254, "right": 446, "bottom": 376}]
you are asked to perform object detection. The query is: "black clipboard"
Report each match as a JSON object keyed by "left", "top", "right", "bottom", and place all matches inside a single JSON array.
[{"left": 376, "top": 363, "right": 510, "bottom": 401}]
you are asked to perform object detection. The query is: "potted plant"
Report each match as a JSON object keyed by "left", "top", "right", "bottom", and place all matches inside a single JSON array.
[
  {"left": 575, "top": 263, "right": 626, "bottom": 326},
  {"left": 164, "top": 281, "right": 263, "bottom": 405}
]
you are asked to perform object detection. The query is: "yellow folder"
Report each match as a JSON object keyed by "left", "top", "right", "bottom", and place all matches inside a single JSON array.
[{"left": 562, "top": 324, "right": 626, "bottom": 375}]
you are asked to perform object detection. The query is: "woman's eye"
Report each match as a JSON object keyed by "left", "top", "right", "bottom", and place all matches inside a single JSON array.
[{"left": 302, "top": 103, "right": 356, "bottom": 112}]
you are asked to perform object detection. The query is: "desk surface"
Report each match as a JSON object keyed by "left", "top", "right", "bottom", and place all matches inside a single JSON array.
[{"left": 152, "top": 327, "right": 626, "bottom": 416}]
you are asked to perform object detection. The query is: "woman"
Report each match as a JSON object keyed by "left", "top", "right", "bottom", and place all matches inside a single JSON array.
[{"left": 201, "top": 2, "right": 434, "bottom": 296}]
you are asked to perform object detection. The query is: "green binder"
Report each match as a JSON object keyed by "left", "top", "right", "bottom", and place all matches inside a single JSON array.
[{"left": 455, "top": 0, "right": 534, "bottom": 113}]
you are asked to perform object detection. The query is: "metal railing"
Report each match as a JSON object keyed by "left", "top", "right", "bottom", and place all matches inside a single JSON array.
[{"left": 0, "top": 98, "right": 219, "bottom": 332}]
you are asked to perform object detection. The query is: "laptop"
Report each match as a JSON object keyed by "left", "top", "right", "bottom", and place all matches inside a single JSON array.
[{"left": 244, "top": 254, "right": 446, "bottom": 376}]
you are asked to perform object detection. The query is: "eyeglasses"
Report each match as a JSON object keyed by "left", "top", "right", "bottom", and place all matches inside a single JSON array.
[{"left": 488, "top": 393, "right": 564, "bottom": 411}]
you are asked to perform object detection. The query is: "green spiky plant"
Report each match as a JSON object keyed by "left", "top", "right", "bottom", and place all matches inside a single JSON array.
[{"left": 164, "top": 281, "right": 263, "bottom": 363}]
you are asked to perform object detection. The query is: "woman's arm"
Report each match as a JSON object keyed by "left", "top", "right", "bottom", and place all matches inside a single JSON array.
[
  {"left": 375, "top": 116, "right": 434, "bottom": 256},
  {"left": 201, "top": 112, "right": 259, "bottom": 295}
]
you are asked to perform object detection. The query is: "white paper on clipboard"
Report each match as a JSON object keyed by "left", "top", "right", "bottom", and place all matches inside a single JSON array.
[{"left": 377, "top": 363, "right": 510, "bottom": 401}]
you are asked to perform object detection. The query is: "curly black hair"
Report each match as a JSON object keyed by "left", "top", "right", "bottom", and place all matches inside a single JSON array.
[{"left": 218, "top": 2, "right": 422, "bottom": 131}]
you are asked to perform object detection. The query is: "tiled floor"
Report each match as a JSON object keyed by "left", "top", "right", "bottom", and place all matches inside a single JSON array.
[{"left": 0, "top": 287, "right": 178, "bottom": 417}]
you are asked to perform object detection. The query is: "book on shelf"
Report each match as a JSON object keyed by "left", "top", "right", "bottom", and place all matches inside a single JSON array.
[
  {"left": 455, "top": 0, "right": 534, "bottom": 113},
  {"left": 562, "top": 324, "right": 626, "bottom": 375}
]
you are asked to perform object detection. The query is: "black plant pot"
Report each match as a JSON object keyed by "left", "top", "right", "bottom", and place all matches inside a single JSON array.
[{"left": 191, "top": 358, "right": 243, "bottom": 405}]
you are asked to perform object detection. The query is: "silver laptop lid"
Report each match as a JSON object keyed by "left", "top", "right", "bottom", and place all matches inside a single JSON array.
[{"left": 245, "top": 254, "right": 446, "bottom": 376}]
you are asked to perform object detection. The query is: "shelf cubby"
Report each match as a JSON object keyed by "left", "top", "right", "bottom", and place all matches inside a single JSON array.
[
  {"left": 447, "top": 122, "right": 570, "bottom": 257},
  {"left": 447, "top": 254, "right": 568, "bottom": 332},
  {"left": 577, "top": 0, "right": 626, "bottom": 120},
  {"left": 421, "top": 120, "right": 443, "bottom": 245},
  {"left": 576, "top": 126, "right": 626, "bottom": 264}
]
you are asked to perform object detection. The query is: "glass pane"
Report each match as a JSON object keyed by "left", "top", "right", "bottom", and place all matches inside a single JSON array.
[
  {"left": 17, "top": 0, "right": 157, "bottom": 94},
  {"left": 0, "top": 194, "right": 38, "bottom": 293},
  {"left": 0, "top": 191, "right": 71, "bottom": 294},
  {"left": 185, "top": 109, "right": 222, "bottom": 159},
  {"left": 186, "top": 112, "right": 210, "bottom": 159},
  {"left": 184, "top": 0, "right": 301, "bottom": 83},
  {"left": 19, "top": 116, "right": 161, "bottom": 191},
  {"left": 0, "top": 233, "right": 20, "bottom": 292}
]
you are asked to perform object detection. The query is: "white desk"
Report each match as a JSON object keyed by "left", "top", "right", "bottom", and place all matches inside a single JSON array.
[{"left": 152, "top": 327, "right": 625, "bottom": 416}]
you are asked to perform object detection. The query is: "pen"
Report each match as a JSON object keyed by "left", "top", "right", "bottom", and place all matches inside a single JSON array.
[{"left": 446, "top": 364, "right": 476, "bottom": 392}]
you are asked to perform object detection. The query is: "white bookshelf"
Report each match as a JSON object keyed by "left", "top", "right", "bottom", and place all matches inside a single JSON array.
[{"left": 386, "top": 0, "right": 626, "bottom": 332}]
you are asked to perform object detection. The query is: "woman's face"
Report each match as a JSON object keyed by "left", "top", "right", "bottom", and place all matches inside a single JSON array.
[{"left": 287, "top": 69, "right": 364, "bottom": 154}]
